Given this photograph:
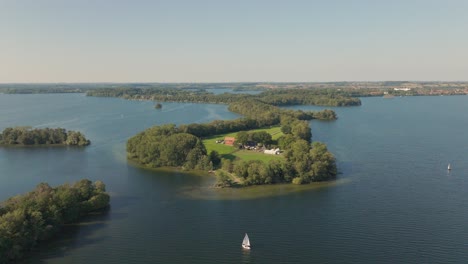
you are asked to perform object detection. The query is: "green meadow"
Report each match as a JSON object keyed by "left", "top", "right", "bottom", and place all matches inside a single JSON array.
[{"left": 202, "top": 126, "right": 284, "bottom": 162}]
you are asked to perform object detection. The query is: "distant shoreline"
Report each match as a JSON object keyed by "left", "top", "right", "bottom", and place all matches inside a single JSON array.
[{"left": 1, "top": 82, "right": 466, "bottom": 97}]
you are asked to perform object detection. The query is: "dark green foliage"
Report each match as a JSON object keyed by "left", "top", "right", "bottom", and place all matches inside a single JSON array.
[
  {"left": 178, "top": 118, "right": 260, "bottom": 138},
  {"left": 236, "top": 131, "right": 272, "bottom": 146},
  {"left": 85, "top": 86, "right": 361, "bottom": 107},
  {"left": 0, "top": 180, "right": 110, "bottom": 263},
  {"left": 0, "top": 127, "right": 90, "bottom": 146},
  {"left": 290, "top": 121, "right": 312, "bottom": 142},
  {"left": 209, "top": 151, "right": 221, "bottom": 168},
  {"left": 311, "top": 109, "right": 337, "bottom": 120},
  {"left": 127, "top": 124, "right": 211, "bottom": 169},
  {"left": 258, "top": 89, "right": 361, "bottom": 106},
  {"left": 221, "top": 158, "right": 234, "bottom": 173},
  {"left": 215, "top": 171, "right": 233, "bottom": 187}
]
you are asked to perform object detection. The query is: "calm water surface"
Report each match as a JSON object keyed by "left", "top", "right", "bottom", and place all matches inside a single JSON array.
[{"left": 0, "top": 94, "right": 467, "bottom": 263}]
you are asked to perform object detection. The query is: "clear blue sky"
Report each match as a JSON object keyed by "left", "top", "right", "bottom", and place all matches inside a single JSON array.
[{"left": 1, "top": 0, "right": 467, "bottom": 82}]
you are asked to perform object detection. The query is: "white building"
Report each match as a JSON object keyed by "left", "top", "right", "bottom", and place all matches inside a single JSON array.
[
  {"left": 264, "top": 148, "right": 280, "bottom": 155},
  {"left": 394, "top": 88, "right": 411, "bottom": 91}
]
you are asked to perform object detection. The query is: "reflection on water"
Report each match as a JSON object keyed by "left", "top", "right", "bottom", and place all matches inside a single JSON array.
[
  {"left": 23, "top": 209, "right": 111, "bottom": 264},
  {"left": 241, "top": 248, "right": 251, "bottom": 264},
  {"left": 179, "top": 178, "right": 352, "bottom": 200}
]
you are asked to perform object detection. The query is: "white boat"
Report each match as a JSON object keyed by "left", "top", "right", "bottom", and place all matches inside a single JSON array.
[
  {"left": 242, "top": 233, "right": 251, "bottom": 249},
  {"left": 448, "top": 164, "right": 451, "bottom": 170}
]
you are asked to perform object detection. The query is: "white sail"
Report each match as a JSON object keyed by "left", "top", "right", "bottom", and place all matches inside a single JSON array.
[
  {"left": 242, "top": 233, "right": 250, "bottom": 248},
  {"left": 448, "top": 164, "right": 451, "bottom": 170}
]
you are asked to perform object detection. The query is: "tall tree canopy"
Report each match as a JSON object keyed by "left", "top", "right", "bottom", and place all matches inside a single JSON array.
[{"left": 0, "top": 180, "right": 110, "bottom": 263}]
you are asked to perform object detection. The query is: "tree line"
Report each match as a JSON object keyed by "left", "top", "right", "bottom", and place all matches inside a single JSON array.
[
  {"left": 4, "top": 83, "right": 467, "bottom": 97},
  {"left": 174, "top": 99, "right": 336, "bottom": 140},
  {"left": 258, "top": 89, "right": 362, "bottom": 106},
  {"left": 0, "top": 179, "right": 110, "bottom": 263},
  {"left": 0, "top": 127, "right": 90, "bottom": 146},
  {"left": 86, "top": 87, "right": 362, "bottom": 107},
  {"left": 127, "top": 124, "right": 215, "bottom": 170}
]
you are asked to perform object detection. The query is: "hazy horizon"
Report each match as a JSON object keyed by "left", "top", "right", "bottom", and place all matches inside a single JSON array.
[
  {"left": 2, "top": 0, "right": 468, "bottom": 83},
  {"left": 1, "top": 80, "right": 468, "bottom": 85}
]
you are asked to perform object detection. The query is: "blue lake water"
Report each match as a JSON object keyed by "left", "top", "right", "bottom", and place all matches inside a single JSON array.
[{"left": 1, "top": 94, "right": 467, "bottom": 263}]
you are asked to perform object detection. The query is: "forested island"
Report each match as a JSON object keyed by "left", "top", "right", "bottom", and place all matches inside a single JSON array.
[
  {"left": 127, "top": 90, "right": 338, "bottom": 187},
  {"left": 0, "top": 127, "right": 90, "bottom": 146},
  {"left": 0, "top": 180, "right": 110, "bottom": 263}
]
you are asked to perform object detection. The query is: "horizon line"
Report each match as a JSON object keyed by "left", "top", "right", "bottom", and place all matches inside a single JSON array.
[{"left": 1, "top": 80, "right": 468, "bottom": 84}]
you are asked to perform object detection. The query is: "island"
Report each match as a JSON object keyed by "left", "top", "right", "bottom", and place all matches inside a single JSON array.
[
  {"left": 0, "top": 179, "right": 110, "bottom": 263},
  {"left": 127, "top": 94, "right": 339, "bottom": 187},
  {"left": 0, "top": 127, "right": 90, "bottom": 146}
]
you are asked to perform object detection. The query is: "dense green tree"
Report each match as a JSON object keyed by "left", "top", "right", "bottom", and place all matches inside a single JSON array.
[
  {"left": 0, "top": 127, "right": 90, "bottom": 146},
  {"left": 277, "top": 134, "right": 297, "bottom": 150},
  {"left": 236, "top": 131, "right": 249, "bottom": 145},
  {"left": 251, "top": 131, "right": 272, "bottom": 145},
  {"left": 0, "top": 180, "right": 110, "bottom": 263},
  {"left": 215, "top": 171, "right": 233, "bottom": 187},
  {"left": 291, "top": 121, "right": 312, "bottom": 142},
  {"left": 309, "top": 142, "right": 337, "bottom": 181},
  {"left": 209, "top": 151, "right": 221, "bottom": 168},
  {"left": 127, "top": 124, "right": 209, "bottom": 169},
  {"left": 221, "top": 158, "right": 234, "bottom": 173}
]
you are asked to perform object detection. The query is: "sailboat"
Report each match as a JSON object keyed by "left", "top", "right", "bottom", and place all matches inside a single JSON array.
[
  {"left": 448, "top": 163, "right": 451, "bottom": 170},
  {"left": 242, "top": 233, "right": 251, "bottom": 249}
]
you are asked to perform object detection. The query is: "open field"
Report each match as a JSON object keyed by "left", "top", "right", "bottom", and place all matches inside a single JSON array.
[
  {"left": 202, "top": 126, "right": 284, "bottom": 162},
  {"left": 233, "top": 150, "right": 283, "bottom": 162}
]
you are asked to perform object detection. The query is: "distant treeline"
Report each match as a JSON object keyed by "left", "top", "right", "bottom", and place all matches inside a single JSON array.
[
  {"left": 86, "top": 87, "right": 362, "bottom": 107},
  {"left": 177, "top": 99, "right": 336, "bottom": 138},
  {"left": 227, "top": 99, "right": 337, "bottom": 123},
  {"left": 0, "top": 127, "right": 90, "bottom": 146},
  {"left": 2, "top": 82, "right": 467, "bottom": 96},
  {"left": 258, "top": 89, "right": 362, "bottom": 106},
  {"left": 0, "top": 179, "right": 110, "bottom": 263}
]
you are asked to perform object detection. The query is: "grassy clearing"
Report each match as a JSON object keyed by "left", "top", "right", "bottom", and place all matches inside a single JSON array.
[
  {"left": 202, "top": 126, "right": 284, "bottom": 162},
  {"left": 202, "top": 139, "right": 235, "bottom": 155},
  {"left": 233, "top": 150, "right": 283, "bottom": 162}
]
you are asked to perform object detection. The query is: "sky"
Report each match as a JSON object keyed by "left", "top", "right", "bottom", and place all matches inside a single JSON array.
[{"left": 1, "top": 0, "right": 468, "bottom": 83}]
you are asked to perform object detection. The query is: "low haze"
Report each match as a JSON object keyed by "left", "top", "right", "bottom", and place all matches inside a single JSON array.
[{"left": 1, "top": 0, "right": 467, "bottom": 82}]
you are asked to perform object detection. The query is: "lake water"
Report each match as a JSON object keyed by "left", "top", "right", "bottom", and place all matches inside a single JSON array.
[{"left": 1, "top": 94, "right": 467, "bottom": 263}]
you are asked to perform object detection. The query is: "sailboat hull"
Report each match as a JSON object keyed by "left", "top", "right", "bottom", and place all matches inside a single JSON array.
[{"left": 242, "top": 244, "right": 251, "bottom": 249}]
